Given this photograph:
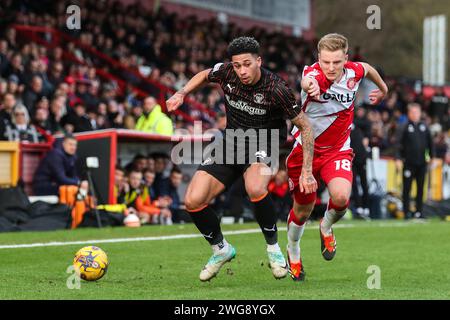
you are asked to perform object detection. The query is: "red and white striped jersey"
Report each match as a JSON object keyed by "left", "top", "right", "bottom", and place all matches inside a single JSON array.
[{"left": 292, "top": 61, "right": 365, "bottom": 154}]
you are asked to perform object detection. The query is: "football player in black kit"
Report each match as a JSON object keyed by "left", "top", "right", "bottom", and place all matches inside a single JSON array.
[{"left": 166, "top": 37, "right": 317, "bottom": 281}]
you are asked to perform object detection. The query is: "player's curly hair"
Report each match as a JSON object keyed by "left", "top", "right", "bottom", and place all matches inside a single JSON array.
[{"left": 227, "top": 36, "right": 260, "bottom": 57}]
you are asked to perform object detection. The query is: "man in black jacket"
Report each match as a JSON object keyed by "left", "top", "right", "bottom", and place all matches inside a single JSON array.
[
  {"left": 61, "top": 102, "right": 93, "bottom": 133},
  {"left": 395, "top": 103, "right": 435, "bottom": 219},
  {"left": 33, "top": 135, "right": 88, "bottom": 196},
  {"left": 350, "top": 122, "right": 370, "bottom": 219}
]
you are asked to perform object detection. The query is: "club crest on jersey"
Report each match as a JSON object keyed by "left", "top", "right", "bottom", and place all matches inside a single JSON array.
[
  {"left": 254, "top": 93, "right": 264, "bottom": 104},
  {"left": 288, "top": 178, "right": 294, "bottom": 191},
  {"left": 347, "top": 77, "right": 357, "bottom": 90}
]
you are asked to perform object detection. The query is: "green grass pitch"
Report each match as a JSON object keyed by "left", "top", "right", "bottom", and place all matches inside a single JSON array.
[{"left": 0, "top": 219, "right": 449, "bottom": 300}]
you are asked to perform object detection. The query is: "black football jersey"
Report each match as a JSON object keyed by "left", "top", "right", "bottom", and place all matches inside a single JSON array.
[{"left": 207, "top": 62, "right": 301, "bottom": 140}]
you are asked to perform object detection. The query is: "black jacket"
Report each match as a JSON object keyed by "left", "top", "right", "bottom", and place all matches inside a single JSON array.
[
  {"left": 33, "top": 143, "right": 80, "bottom": 188},
  {"left": 395, "top": 120, "right": 435, "bottom": 166},
  {"left": 350, "top": 124, "right": 369, "bottom": 165}
]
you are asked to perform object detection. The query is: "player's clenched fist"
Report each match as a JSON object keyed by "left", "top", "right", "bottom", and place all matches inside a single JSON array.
[
  {"left": 299, "top": 170, "right": 318, "bottom": 194},
  {"left": 368, "top": 88, "right": 386, "bottom": 105},
  {"left": 304, "top": 78, "right": 320, "bottom": 100},
  {"left": 166, "top": 91, "right": 185, "bottom": 112}
]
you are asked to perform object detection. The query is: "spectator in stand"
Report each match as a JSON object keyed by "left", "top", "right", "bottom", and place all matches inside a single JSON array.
[
  {"left": 4, "top": 104, "right": 42, "bottom": 142},
  {"left": 0, "top": 92, "right": 16, "bottom": 140},
  {"left": 33, "top": 135, "right": 88, "bottom": 196},
  {"left": 130, "top": 104, "right": 143, "bottom": 122},
  {"left": 135, "top": 96, "right": 173, "bottom": 135},
  {"left": 159, "top": 167, "right": 188, "bottom": 223},
  {"left": 48, "top": 61, "right": 65, "bottom": 89},
  {"left": 143, "top": 169, "right": 157, "bottom": 201},
  {"left": 121, "top": 170, "right": 172, "bottom": 225},
  {"left": 7, "top": 74, "right": 23, "bottom": 97},
  {"left": 114, "top": 166, "right": 127, "bottom": 204},
  {"left": 124, "top": 154, "right": 148, "bottom": 173},
  {"left": 434, "top": 132, "right": 448, "bottom": 161},
  {"left": 123, "top": 114, "right": 136, "bottom": 130},
  {"left": 48, "top": 94, "right": 66, "bottom": 134},
  {"left": 2, "top": 53, "right": 25, "bottom": 84},
  {"left": 106, "top": 100, "right": 124, "bottom": 129},
  {"left": 429, "top": 86, "right": 449, "bottom": 126},
  {"left": 32, "top": 107, "right": 54, "bottom": 143},
  {"left": 61, "top": 102, "right": 93, "bottom": 133},
  {"left": 22, "top": 75, "right": 44, "bottom": 114},
  {"left": 147, "top": 155, "right": 156, "bottom": 173},
  {"left": 152, "top": 152, "right": 171, "bottom": 198},
  {"left": 350, "top": 123, "right": 370, "bottom": 220},
  {"left": 0, "top": 40, "right": 9, "bottom": 76}
]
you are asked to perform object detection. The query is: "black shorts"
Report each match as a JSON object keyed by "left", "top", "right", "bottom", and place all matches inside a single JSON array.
[{"left": 197, "top": 129, "right": 284, "bottom": 189}]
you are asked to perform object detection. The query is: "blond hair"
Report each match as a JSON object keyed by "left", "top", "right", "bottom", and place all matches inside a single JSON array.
[{"left": 318, "top": 33, "right": 348, "bottom": 53}]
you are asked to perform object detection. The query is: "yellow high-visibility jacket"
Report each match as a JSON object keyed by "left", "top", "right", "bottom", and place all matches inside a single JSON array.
[{"left": 135, "top": 105, "right": 174, "bottom": 136}]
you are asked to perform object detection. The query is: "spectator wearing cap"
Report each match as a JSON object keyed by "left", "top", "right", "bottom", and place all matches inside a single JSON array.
[
  {"left": 7, "top": 74, "right": 23, "bottom": 97},
  {"left": 135, "top": 96, "right": 173, "bottom": 135}
]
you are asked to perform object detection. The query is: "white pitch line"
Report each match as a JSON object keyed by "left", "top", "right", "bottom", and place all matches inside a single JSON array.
[{"left": 0, "top": 221, "right": 421, "bottom": 250}]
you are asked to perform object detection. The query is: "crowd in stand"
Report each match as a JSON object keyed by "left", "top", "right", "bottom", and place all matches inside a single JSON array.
[
  {"left": 0, "top": 0, "right": 449, "bottom": 223},
  {"left": 114, "top": 152, "right": 186, "bottom": 225}
]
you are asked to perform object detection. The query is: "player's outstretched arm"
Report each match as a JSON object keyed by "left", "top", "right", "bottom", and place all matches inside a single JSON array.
[
  {"left": 166, "top": 68, "right": 211, "bottom": 112},
  {"left": 291, "top": 112, "right": 318, "bottom": 194},
  {"left": 361, "top": 62, "right": 389, "bottom": 105}
]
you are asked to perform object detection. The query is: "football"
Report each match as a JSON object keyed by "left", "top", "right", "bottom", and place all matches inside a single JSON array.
[{"left": 73, "top": 246, "right": 109, "bottom": 281}]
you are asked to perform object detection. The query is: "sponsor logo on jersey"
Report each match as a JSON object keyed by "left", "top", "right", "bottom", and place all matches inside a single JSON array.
[
  {"left": 225, "top": 94, "right": 266, "bottom": 115},
  {"left": 322, "top": 92, "right": 356, "bottom": 103}
]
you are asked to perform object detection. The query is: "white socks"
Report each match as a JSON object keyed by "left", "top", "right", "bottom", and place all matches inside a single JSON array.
[
  {"left": 267, "top": 243, "right": 281, "bottom": 253},
  {"left": 212, "top": 239, "right": 229, "bottom": 255},
  {"left": 321, "top": 207, "right": 347, "bottom": 235},
  {"left": 287, "top": 220, "right": 305, "bottom": 263}
]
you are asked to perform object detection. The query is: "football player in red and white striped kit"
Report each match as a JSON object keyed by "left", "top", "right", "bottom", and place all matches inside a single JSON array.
[{"left": 286, "top": 33, "right": 389, "bottom": 281}]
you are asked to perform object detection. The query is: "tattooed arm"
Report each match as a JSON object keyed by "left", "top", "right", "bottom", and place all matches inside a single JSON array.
[{"left": 290, "top": 112, "right": 317, "bottom": 194}]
